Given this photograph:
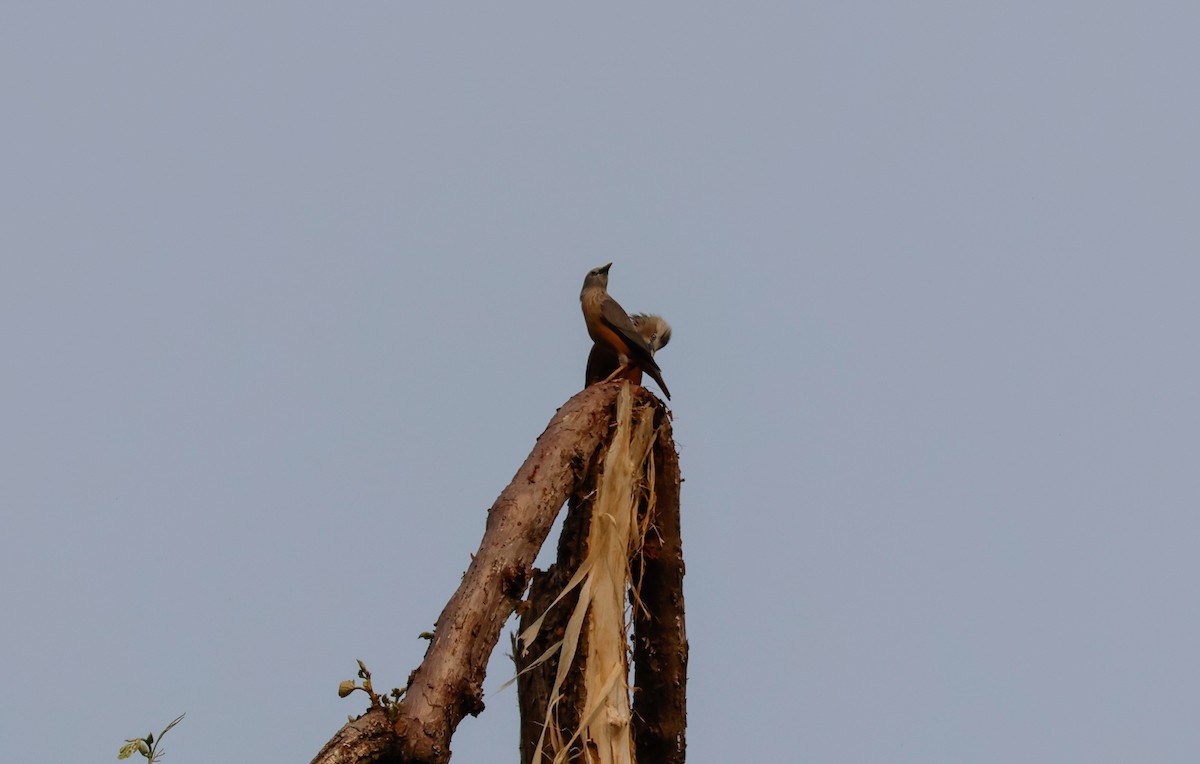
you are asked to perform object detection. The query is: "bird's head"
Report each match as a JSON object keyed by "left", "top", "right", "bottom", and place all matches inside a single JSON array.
[
  {"left": 631, "top": 313, "right": 672, "bottom": 353},
  {"left": 582, "top": 262, "right": 612, "bottom": 291}
]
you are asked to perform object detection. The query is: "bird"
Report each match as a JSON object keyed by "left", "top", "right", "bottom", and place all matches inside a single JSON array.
[
  {"left": 585, "top": 313, "right": 671, "bottom": 388},
  {"left": 580, "top": 263, "right": 671, "bottom": 400}
]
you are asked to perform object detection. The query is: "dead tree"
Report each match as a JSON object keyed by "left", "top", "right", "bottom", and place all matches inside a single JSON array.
[{"left": 309, "top": 383, "right": 686, "bottom": 764}]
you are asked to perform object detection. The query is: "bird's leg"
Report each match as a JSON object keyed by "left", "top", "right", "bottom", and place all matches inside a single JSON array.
[
  {"left": 602, "top": 363, "right": 631, "bottom": 383},
  {"left": 602, "top": 352, "right": 632, "bottom": 383}
]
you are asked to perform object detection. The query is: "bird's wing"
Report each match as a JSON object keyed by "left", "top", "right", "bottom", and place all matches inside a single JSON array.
[{"left": 600, "top": 297, "right": 658, "bottom": 361}]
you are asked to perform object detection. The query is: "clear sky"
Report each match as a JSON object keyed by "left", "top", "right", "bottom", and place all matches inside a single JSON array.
[{"left": 3, "top": 4, "right": 1199, "bottom": 762}]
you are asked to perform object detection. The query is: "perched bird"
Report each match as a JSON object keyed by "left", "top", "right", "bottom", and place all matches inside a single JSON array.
[
  {"left": 580, "top": 263, "right": 671, "bottom": 400},
  {"left": 585, "top": 313, "right": 672, "bottom": 388}
]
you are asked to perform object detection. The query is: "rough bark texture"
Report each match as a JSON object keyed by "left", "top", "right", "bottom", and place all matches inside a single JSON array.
[
  {"left": 310, "top": 384, "right": 623, "bottom": 764},
  {"left": 631, "top": 413, "right": 687, "bottom": 764},
  {"left": 308, "top": 709, "right": 403, "bottom": 764}
]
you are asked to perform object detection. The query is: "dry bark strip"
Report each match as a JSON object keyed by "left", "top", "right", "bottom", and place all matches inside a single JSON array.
[{"left": 311, "top": 384, "right": 623, "bottom": 764}]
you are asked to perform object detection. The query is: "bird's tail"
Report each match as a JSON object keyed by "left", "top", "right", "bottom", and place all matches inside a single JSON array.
[{"left": 643, "top": 359, "right": 671, "bottom": 400}]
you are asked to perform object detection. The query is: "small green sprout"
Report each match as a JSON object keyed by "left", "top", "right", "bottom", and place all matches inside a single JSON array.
[
  {"left": 118, "top": 713, "right": 184, "bottom": 762},
  {"left": 337, "top": 660, "right": 405, "bottom": 721}
]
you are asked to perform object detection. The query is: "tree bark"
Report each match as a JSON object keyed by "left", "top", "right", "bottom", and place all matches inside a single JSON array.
[{"left": 631, "top": 413, "right": 687, "bottom": 764}]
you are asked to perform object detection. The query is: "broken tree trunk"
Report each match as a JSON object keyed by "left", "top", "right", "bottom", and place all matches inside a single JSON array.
[
  {"left": 309, "top": 382, "right": 685, "bottom": 764},
  {"left": 514, "top": 389, "right": 686, "bottom": 764}
]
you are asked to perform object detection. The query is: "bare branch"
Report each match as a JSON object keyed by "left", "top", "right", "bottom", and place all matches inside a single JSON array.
[{"left": 311, "top": 384, "right": 628, "bottom": 764}]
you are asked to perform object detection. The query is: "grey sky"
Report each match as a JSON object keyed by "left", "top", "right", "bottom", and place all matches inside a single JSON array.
[{"left": 3, "top": 4, "right": 1198, "bottom": 762}]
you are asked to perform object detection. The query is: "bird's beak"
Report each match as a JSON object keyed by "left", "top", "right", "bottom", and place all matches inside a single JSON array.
[{"left": 600, "top": 262, "right": 612, "bottom": 273}]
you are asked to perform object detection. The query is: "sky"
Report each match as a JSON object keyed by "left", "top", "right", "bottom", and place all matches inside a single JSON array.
[{"left": 2, "top": 3, "right": 1199, "bottom": 762}]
